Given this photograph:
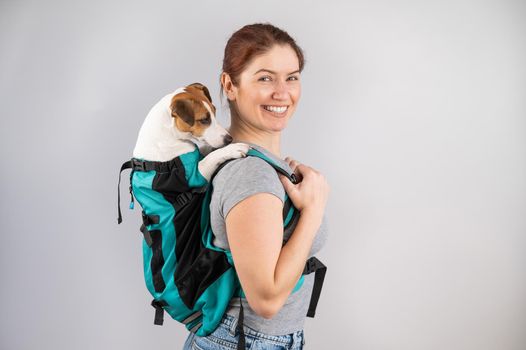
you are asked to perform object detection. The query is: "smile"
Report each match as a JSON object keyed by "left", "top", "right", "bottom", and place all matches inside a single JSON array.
[{"left": 262, "top": 105, "right": 289, "bottom": 115}]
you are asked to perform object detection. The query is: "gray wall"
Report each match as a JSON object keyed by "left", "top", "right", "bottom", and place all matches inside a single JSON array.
[{"left": 1, "top": 0, "right": 525, "bottom": 349}]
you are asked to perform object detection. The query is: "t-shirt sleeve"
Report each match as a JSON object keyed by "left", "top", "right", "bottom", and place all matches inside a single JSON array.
[{"left": 214, "top": 156, "right": 286, "bottom": 220}]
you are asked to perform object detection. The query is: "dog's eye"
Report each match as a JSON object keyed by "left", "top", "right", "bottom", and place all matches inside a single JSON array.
[{"left": 198, "top": 118, "right": 211, "bottom": 125}]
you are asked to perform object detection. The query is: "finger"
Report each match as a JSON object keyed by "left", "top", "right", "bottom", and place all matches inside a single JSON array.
[
  {"left": 278, "top": 174, "right": 294, "bottom": 191},
  {"left": 294, "top": 163, "right": 313, "bottom": 177},
  {"left": 288, "top": 159, "right": 301, "bottom": 172},
  {"left": 284, "top": 158, "right": 304, "bottom": 182}
]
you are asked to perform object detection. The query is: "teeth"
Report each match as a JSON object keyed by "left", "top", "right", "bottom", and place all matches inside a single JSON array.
[{"left": 263, "top": 105, "right": 288, "bottom": 113}]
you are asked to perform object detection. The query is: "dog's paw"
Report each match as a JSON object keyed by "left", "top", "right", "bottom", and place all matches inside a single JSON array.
[
  {"left": 198, "top": 143, "right": 250, "bottom": 181},
  {"left": 220, "top": 142, "right": 250, "bottom": 159}
]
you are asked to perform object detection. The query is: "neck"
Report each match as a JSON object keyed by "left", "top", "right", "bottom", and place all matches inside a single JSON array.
[{"left": 227, "top": 119, "right": 282, "bottom": 158}]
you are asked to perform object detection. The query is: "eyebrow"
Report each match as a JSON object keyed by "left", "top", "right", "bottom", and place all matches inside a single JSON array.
[{"left": 253, "top": 69, "right": 300, "bottom": 76}]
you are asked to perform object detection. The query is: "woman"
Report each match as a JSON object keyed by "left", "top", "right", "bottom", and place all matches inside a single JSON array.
[{"left": 183, "top": 23, "right": 330, "bottom": 350}]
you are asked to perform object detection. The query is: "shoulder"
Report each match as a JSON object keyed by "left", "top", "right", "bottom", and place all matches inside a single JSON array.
[
  {"left": 212, "top": 156, "right": 285, "bottom": 218},
  {"left": 215, "top": 156, "right": 278, "bottom": 181}
]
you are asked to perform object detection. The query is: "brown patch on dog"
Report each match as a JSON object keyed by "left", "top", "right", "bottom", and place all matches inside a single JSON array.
[
  {"left": 170, "top": 88, "right": 214, "bottom": 137},
  {"left": 187, "top": 83, "right": 213, "bottom": 103},
  {"left": 186, "top": 83, "right": 216, "bottom": 116}
]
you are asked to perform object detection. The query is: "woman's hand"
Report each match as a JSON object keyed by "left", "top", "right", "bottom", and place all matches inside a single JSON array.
[{"left": 279, "top": 157, "right": 330, "bottom": 226}]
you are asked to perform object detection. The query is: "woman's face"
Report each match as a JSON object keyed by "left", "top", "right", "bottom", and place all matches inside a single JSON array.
[{"left": 226, "top": 44, "right": 301, "bottom": 133}]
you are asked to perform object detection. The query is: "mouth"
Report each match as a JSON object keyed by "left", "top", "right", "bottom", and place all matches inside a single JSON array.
[{"left": 261, "top": 105, "right": 289, "bottom": 117}]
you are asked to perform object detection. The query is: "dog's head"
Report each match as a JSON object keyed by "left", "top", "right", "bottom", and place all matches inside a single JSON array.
[{"left": 170, "top": 82, "right": 232, "bottom": 152}]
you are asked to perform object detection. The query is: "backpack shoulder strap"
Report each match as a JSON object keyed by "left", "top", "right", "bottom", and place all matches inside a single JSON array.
[
  {"left": 245, "top": 148, "right": 298, "bottom": 184},
  {"left": 208, "top": 147, "right": 298, "bottom": 185},
  {"left": 243, "top": 148, "right": 299, "bottom": 230}
]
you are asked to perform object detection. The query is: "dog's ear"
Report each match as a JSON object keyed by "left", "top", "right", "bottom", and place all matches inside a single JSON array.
[
  {"left": 172, "top": 99, "right": 195, "bottom": 126},
  {"left": 188, "top": 82, "right": 212, "bottom": 103},
  {"left": 201, "top": 85, "right": 212, "bottom": 103}
]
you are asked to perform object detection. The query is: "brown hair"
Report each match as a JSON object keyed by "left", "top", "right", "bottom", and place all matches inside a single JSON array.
[{"left": 219, "top": 23, "right": 305, "bottom": 108}]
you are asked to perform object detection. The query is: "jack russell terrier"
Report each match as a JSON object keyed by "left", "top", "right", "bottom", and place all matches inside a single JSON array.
[{"left": 132, "top": 82, "right": 249, "bottom": 180}]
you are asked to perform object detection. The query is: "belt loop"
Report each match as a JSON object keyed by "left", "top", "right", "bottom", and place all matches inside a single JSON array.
[
  {"left": 291, "top": 331, "right": 303, "bottom": 349},
  {"left": 228, "top": 314, "right": 237, "bottom": 336}
]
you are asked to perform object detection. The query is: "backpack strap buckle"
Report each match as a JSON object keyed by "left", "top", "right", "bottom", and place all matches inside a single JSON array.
[
  {"left": 142, "top": 212, "right": 160, "bottom": 226},
  {"left": 140, "top": 212, "right": 159, "bottom": 247},
  {"left": 303, "top": 256, "right": 322, "bottom": 275},
  {"left": 132, "top": 159, "right": 147, "bottom": 172}
]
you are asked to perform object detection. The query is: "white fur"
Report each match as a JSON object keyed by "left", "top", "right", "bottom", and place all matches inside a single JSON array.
[
  {"left": 133, "top": 88, "right": 194, "bottom": 161},
  {"left": 132, "top": 86, "right": 249, "bottom": 181}
]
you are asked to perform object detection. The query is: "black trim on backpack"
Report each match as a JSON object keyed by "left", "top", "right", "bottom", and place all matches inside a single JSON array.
[
  {"left": 283, "top": 204, "right": 300, "bottom": 237},
  {"left": 117, "top": 160, "right": 133, "bottom": 224},
  {"left": 151, "top": 299, "right": 168, "bottom": 325},
  {"left": 302, "top": 256, "right": 327, "bottom": 318},
  {"left": 140, "top": 212, "right": 159, "bottom": 247},
  {"left": 170, "top": 190, "right": 206, "bottom": 264},
  {"left": 146, "top": 157, "right": 232, "bottom": 310},
  {"left": 140, "top": 223, "right": 153, "bottom": 247},
  {"left": 149, "top": 229, "right": 166, "bottom": 293},
  {"left": 142, "top": 212, "right": 160, "bottom": 225},
  {"left": 174, "top": 249, "right": 231, "bottom": 309},
  {"left": 132, "top": 157, "right": 183, "bottom": 173}
]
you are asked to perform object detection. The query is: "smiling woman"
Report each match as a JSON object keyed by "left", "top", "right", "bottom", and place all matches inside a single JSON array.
[
  {"left": 183, "top": 23, "right": 330, "bottom": 350},
  {"left": 222, "top": 44, "right": 303, "bottom": 134}
]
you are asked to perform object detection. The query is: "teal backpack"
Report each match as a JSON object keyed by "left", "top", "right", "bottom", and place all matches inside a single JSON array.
[{"left": 117, "top": 146, "right": 326, "bottom": 346}]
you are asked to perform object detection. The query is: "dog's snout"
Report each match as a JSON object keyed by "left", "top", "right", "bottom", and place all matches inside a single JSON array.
[{"left": 223, "top": 134, "right": 233, "bottom": 144}]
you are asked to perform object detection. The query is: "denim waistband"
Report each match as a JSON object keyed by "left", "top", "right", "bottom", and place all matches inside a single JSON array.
[{"left": 219, "top": 313, "right": 305, "bottom": 347}]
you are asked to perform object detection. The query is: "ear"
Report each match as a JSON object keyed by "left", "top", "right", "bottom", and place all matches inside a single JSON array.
[
  {"left": 172, "top": 99, "right": 195, "bottom": 126},
  {"left": 188, "top": 82, "right": 212, "bottom": 103},
  {"left": 220, "top": 73, "right": 235, "bottom": 101}
]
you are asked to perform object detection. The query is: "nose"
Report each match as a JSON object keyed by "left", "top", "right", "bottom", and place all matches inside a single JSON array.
[
  {"left": 272, "top": 81, "right": 288, "bottom": 100},
  {"left": 223, "top": 134, "right": 233, "bottom": 144}
]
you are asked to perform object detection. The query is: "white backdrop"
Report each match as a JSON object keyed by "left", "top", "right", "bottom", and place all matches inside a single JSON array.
[{"left": 1, "top": 0, "right": 525, "bottom": 349}]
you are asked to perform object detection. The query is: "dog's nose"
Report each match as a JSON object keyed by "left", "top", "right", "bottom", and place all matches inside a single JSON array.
[{"left": 223, "top": 134, "right": 233, "bottom": 144}]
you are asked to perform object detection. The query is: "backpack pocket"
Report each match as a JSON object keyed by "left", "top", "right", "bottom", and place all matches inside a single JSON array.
[{"left": 174, "top": 248, "right": 232, "bottom": 309}]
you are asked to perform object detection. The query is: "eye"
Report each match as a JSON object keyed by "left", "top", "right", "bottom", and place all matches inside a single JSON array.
[
  {"left": 198, "top": 118, "right": 211, "bottom": 125},
  {"left": 258, "top": 76, "right": 271, "bottom": 82},
  {"left": 288, "top": 75, "right": 300, "bottom": 81}
]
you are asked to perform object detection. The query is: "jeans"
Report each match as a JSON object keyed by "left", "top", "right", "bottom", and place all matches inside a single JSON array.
[{"left": 182, "top": 314, "right": 305, "bottom": 350}]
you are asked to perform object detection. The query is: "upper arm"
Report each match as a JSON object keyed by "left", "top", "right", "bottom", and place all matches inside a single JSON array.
[
  {"left": 225, "top": 192, "right": 284, "bottom": 317},
  {"left": 214, "top": 157, "right": 286, "bottom": 317}
]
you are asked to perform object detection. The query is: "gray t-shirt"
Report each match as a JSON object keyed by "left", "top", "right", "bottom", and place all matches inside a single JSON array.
[{"left": 209, "top": 142, "right": 329, "bottom": 335}]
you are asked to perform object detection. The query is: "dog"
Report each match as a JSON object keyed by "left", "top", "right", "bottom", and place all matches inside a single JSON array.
[{"left": 132, "top": 82, "right": 249, "bottom": 181}]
